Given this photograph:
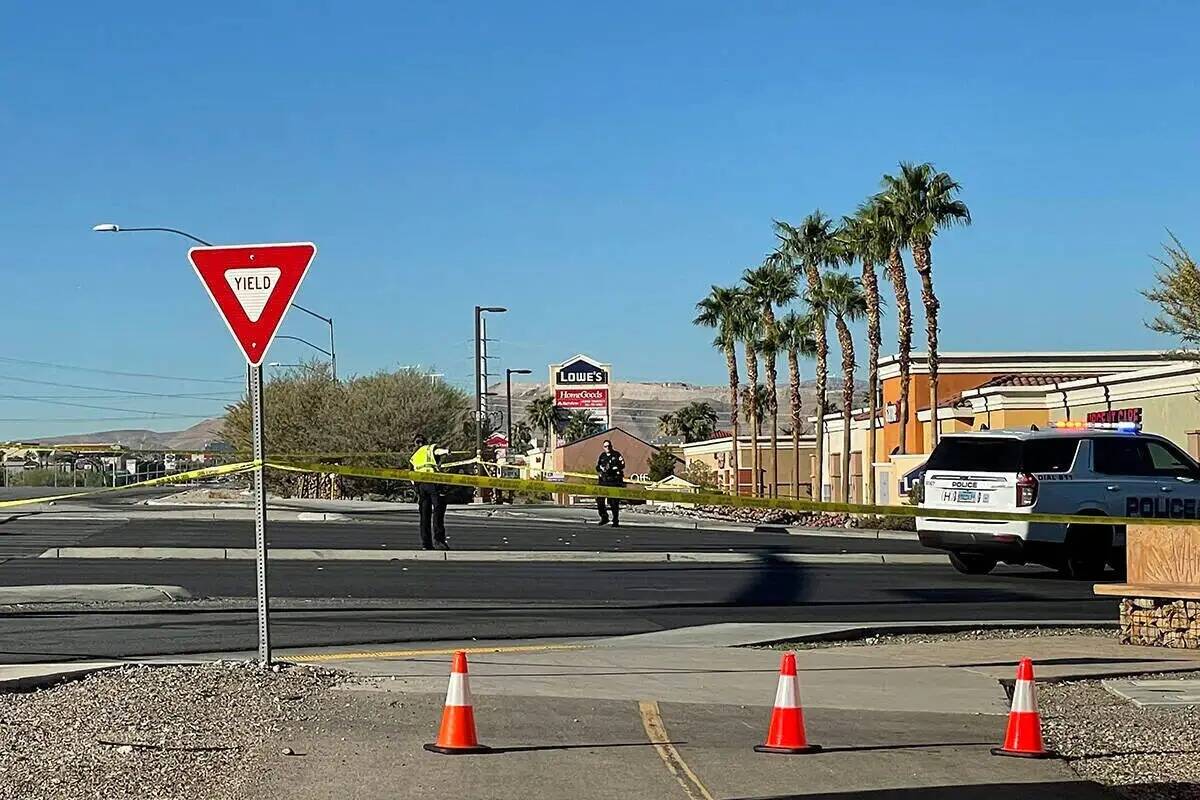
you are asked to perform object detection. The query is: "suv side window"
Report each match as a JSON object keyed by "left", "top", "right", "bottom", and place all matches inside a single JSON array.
[
  {"left": 1023, "top": 439, "right": 1079, "bottom": 473},
  {"left": 1143, "top": 440, "right": 1200, "bottom": 479},
  {"left": 1092, "top": 438, "right": 1148, "bottom": 475}
]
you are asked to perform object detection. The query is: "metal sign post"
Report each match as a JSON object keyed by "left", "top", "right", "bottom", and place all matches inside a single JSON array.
[{"left": 250, "top": 362, "right": 271, "bottom": 663}]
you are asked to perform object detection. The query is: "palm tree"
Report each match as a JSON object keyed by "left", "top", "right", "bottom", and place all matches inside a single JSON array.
[
  {"left": 773, "top": 212, "right": 842, "bottom": 500},
  {"left": 808, "top": 273, "right": 868, "bottom": 502},
  {"left": 874, "top": 190, "right": 914, "bottom": 454},
  {"left": 743, "top": 261, "right": 797, "bottom": 497},
  {"left": 694, "top": 286, "right": 746, "bottom": 493},
  {"left": 775, "top": 311, "right": 818, "bottom": 498},
  {"left": 524, "top": 394, "right": 562, "bottom": 475},
  {"left": 839, "top": 201, "right": 890, "bottom": 503},
  {"left": 657, "top": 412, "right": 677, "bottom": 439},
  {"left": 880, "top": 162, "right": 971, "bottom": 449},
  {"left": 565, "top": 409, "right": 603, "bottom": 443},
  {"left": 736, "top": 310, "right": 766, "bottom": 496},
  {"left": 673, "top": 402, "right": 718, "bottom": 443}
]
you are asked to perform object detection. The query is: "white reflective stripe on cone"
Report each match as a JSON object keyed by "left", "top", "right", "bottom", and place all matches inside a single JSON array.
[
  {"left": 1011, "top": 679, "right": 1037, "bottom": 714},
  {"left": 773, "top": 675, "right": 800, "bottom": 709},
  {"left": 445, "top": 672, "right": 473, "bottom": 707}
]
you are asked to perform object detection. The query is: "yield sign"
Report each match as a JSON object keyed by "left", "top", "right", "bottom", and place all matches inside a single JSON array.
[{"left": 189, "top": 242, "right": 317, "bottom": 365}]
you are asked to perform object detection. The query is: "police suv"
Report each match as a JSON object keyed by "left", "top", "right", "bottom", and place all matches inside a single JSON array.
[{"left": 917, "top": 421, "right": 1200, "bottom": 579}]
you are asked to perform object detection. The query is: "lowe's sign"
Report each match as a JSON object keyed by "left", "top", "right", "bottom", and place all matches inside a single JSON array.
[{"left": 555, "top": 357, "right": 609, "bottom": 385}]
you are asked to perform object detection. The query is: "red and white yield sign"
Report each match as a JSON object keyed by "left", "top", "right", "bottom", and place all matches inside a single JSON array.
[{"left": 189, "top": 243, "right": 316, "bottom": 365}]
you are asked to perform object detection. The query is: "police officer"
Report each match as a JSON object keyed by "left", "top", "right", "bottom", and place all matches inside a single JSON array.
[
  {"left": 596, "top": 439, "right": 626, "bottom": 526},
  {"left": 410, "top": 434, "right": 450, "bottom": 549}
]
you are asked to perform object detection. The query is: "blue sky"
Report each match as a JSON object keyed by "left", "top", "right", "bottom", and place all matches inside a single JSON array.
[{"left": 2, "top": 1, "right": 1198, "bottom": 439}]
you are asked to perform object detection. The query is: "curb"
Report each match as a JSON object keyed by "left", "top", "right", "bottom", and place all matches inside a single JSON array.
[
  {"left": 0, "top": 583, "right": 193, "bottom": 604},
  {"left": 36, "top": 546, "right": 948, "bottom": 566}
]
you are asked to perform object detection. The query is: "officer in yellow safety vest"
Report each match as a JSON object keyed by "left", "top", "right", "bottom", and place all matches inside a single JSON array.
[{"left": 410, "top": 434, "right": 450, "bottom": 549}]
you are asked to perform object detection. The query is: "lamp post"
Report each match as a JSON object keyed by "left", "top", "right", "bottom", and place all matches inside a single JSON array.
[
  {"left": 473, "top": 306, "right": 507, "bottom": 461},
  {"left": 505, "top": 368, "right": 532, "bottom": 451},
  {"left": 290, "top": 304, "right": 336, "bottom": 381}
]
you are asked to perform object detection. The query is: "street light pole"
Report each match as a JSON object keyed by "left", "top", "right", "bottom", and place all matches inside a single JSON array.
[
  {"left": 473, "top": 306, "right": 507, "bottom": 462},
  {"left": 291, "top": 303, "right": 336, "bottom": 381},
  {"left": 506, "top": 368, "right": 532, "bottom": 450}
]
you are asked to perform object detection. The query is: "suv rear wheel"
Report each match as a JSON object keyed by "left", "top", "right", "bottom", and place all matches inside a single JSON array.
[
  {"left": 948, "top": 552, "right": 997, "bottom": 575},
  {"left": 1060, "top": 524, "right": 1112, "bottom": 581}
]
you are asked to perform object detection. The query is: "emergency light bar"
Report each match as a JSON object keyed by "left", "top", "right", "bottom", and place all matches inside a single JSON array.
[{"left": 1049, "top": 420, "right": 1141, "bottom": 432}]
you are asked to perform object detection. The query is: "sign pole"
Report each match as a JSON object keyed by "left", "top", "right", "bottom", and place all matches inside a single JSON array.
[{"left": 250, "top": 362, "right": 271, "bottom": 663}]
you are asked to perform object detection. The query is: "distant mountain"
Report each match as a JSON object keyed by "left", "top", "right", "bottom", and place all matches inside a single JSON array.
[
  {"left": 34, "top": 418, "right": 226, "bottom": 451},
  {"left": 494, "top": 379, "right": 866, "bottom": 443}
]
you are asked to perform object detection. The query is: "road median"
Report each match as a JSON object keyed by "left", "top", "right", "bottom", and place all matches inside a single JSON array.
[{"left": 0, "top": 583, "right": 193, "bottom": 604}]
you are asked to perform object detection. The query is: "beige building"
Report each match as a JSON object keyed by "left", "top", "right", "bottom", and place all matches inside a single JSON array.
[{"left": 681, "top": 435, "right": 816, "bottom": 498}]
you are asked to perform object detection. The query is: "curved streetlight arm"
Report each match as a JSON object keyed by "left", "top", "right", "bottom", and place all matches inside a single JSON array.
[
  {"left": 275, "top": 335, "right": 333, "bottom": 358},
  {"left": 94, "top": 225, "right": 214, "bottom": 247},
  {"left": 290, "top": 303, "right": 332, "bottom": 324}
]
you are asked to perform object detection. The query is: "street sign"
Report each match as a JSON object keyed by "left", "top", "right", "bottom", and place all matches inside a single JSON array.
[{"left": 188, "top": 242, "right": 317, "bottom": 365}]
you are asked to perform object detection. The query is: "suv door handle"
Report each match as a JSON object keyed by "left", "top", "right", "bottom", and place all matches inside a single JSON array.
[
  {"left": 1160, "top": 486, "right": 1174, "bottom": 493},
  {"left": 1106, "top": 485, "right": 1121, "bottom": 492}
]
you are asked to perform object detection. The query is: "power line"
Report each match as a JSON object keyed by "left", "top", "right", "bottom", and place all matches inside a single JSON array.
[
  {"left": 0, "top": 373, "right": 240, "bottom": 398},
  {"left": 0, "top": 414, "right": 215, "bottom": 423},
  {"left": 0, "top": 394, "right": 228, "bottom": 417},
  {"left": 0, "top": 355, "right": 242, "bottom": 385},
  {"left": 0, "top": 392, "right": 239, "bottom": 401}
]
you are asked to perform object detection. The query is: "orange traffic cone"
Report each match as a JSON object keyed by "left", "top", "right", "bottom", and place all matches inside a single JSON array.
[
  {"left": 991, "top": 658, "right": 1055, "bottom": 758},
  {"left": 754, "top": 652, "right": 820, "bottom": 754},
  {"left": 424, "top": 651, "right": 490, "bottom": 754}
]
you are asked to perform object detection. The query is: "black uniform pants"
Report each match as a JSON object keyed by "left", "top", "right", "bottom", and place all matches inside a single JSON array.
[
  {"left": 417, "top": 483, "right": 447, "bottom": 547},
  {"left": 596, "top": 496, "right": 620, "bottom": 525}
]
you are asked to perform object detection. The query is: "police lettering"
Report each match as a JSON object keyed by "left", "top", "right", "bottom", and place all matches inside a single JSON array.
[{"left": 1126, "top": 496, "right": 1200, "bottom": 519}]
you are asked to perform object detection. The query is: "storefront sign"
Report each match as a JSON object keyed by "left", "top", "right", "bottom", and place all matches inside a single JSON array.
[
  {"left": 1086, "top": 407, "right": 1142, "bottom": 425},
  {"left": 555, "top": 358, "right": 609, "bottom": 385},
  {"left": 555, "top": 388, "right": 608, "bottom": 409},
  {"left": 884, "top": 402, "right": 900, "bottom": 424}
]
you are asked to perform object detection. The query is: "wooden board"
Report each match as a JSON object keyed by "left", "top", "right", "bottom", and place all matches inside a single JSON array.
[{"left": 1127, "top": 524, "right": 1200, "bottom": 588}]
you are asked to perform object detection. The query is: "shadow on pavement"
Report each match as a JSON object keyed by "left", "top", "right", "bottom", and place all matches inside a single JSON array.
[{"left": 729, "top": 780, "right": 1117, "bottom": 799}]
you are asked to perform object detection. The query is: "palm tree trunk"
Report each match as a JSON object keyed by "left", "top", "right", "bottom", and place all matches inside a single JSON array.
[
  {"left": 804, "top": 265, "right": 826, "bottom": 500},
  {"left": 762, "top": 307, "right": 779, "bottom": 499},
  {"left": 862, "top": 258, "right": 882, "bottom": 505},
  {"left": 913, "top": 241, "right": 940, "bottom": 449},
  {"left": 725, "top": 345, "right": 740, "bottom": 494},
  {"left": 835, "top": 316, "right": 855, "bottom": 503},
  {"left": 787, "top": 349, "right": 801, "bottom": 498},
  {"left": 744, "top": 342, "right": 760, "bottom": 498},
  {"left": 887, "top": 248, "right": 913, "bottom": 455}
]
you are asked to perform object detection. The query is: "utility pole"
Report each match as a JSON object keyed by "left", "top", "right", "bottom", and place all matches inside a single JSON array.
[
  {"left": 473, "top": 306, "right": 507, "bottom": 461},
  {"left": 506, "top": 368, "right": 533, "bottom": 450}
]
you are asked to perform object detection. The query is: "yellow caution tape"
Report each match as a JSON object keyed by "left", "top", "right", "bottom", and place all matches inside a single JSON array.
[
  {"left": 265, "top": 458, "right": 1200, "bottom": 528},
  {"left": 0, "top": 461, "right": 259, "bottom": 509}
]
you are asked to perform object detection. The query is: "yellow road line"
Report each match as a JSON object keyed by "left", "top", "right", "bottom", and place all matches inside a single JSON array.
[
  {"left": 639, "top": 699, "right": 717, "bottom": 800},
  {"left": 283, "top": 641, "right": 591, "bottom": 663}
]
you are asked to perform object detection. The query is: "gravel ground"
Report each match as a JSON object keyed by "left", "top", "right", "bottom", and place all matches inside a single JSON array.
[
  {"left": 1041, "top": 676, "right": 1200, "bottom": 800},
  {"left": 0, "top": 662, "right": 341, "bottom": 800},
  {"left": 756, "top": 625, "right": 1115, "bottom": 650}
]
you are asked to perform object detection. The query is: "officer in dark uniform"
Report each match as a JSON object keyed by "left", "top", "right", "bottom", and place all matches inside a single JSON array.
[
  {"left": 595, "top": 439, "right": 626, "bottom": 526},
  {"left": 410, "top": 434, "right": 450, "bottom": 550}
]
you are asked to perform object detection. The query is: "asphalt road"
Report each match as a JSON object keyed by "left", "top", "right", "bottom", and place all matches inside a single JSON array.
[
  {"left": 0, "top": 557, "right": 1117, "bottom": 662},
  {"left": 0, "top": 514, "right": 923, "bottom": 554}
]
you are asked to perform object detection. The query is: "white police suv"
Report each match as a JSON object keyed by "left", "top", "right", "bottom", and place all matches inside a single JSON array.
[{"left": 917, "top": 421, "right": 1200, "bottom": 579}]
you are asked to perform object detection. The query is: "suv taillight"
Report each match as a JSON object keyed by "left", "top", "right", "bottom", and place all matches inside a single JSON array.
[{"left": 1016, "top": 472, "right": 1039, "bottom": 507}]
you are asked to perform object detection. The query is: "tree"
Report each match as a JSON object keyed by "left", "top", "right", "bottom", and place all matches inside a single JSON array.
[
  {"left": 874, "top": 188, "right": 915, "bottom": 455},
  {"left": 735, "top": 308, "right": 766, "bottom": 496},
  {"left": 672, "top": 401, "right": 718, "bottom": 443},
  {"left": 657, "top": 412, "right": 677, "bottom": 439},
  {"left": 839, "top": 200, "right": 890, "bottom": 503},
  {"left": 682, "top": 459, "right": 718, "bottom": 490},
  {"left": 647, "top": 446, "right": 679, "bottom": 481},
  {"left": 773, "top": 212, "right": 842, "bottom": 500},
  {"left": 1144, "top": 233, "right": 1200, "bottom": 349},
  {"left": 880, "top": 162, "right": 971, "bottom": 449},
  {"left": 744, "top": 261, "right": 797, "bottom": 497},
  {"left": 510, "top": 421, "right": 533, "bottom": 455},
  {"left": 524, "top": 394, "right": 563, "bottom": 473},
  {"left": 775, "top": 311, "right": 818, "bottom": 498},
  {"left": 564, "top": 409, "right": 603, "bottom": 443},
  {"left": 809, "top": 272, "right": 867, "bottom": 503},
  {"left": 694, "top": 286, "right": 747, "bottom": 493}
]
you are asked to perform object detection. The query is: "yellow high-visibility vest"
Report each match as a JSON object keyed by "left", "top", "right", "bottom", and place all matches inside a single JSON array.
[{"left": 410, "top": 444, "right": 440, "bottom": 473}]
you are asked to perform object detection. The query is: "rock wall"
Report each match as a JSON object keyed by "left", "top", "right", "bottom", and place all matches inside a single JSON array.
[{"left": 1119, "top": 597, "right": 1200, "bottom": 648}]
